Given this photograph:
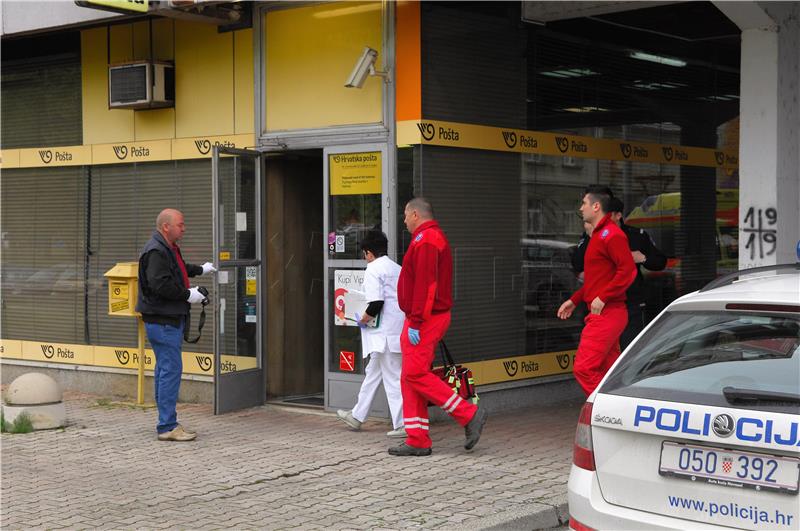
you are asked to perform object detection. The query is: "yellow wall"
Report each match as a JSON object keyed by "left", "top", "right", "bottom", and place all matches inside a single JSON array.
[
  {"left": 81, "top": 21, "right": 253, "bottom": 145},
  {"left": 264, "top": 1, "right": 384, "bottom": 132}
]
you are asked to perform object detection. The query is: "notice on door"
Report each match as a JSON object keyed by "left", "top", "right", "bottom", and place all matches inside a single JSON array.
[{"left": 329, "top": 152, "right": 381, "bottom": 195}]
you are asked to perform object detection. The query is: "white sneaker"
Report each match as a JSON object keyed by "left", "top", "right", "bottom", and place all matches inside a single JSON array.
[
  {"left": 387, "top": 427, "right": 407, "bottom": 438},
  {"left": 336, "top": 409, "right": 362, "bottom": 431}
]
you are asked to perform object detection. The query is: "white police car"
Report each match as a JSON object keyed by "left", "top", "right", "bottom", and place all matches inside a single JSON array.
[{"left": 568, "top": 264, "right": 800, "bottom": 530}]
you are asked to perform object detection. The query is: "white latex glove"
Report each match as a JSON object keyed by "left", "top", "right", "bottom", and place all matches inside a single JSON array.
[
  {"left": 187, "top": 287, "right": 205, "bottom": 304},
  {"left": 201, "top": 262, "right": 217, "bottom": 275}
]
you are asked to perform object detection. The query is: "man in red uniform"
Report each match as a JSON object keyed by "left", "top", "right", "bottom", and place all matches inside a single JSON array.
[
  {"left": 389, "top": 197, "right": 488, "bottom": 456},
  {"left": 557, "top": 187, "right": 637, "bottom": 396}
]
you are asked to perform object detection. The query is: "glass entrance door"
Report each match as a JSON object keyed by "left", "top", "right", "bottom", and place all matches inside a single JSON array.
[
  {"left": 323, "top": 143, "right": 393, "bottom": 411},
  {"left": 212, "top": 146, "right": 264, "bottom": 414}
]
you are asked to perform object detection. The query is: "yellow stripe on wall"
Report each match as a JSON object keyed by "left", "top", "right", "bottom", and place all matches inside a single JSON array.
[
  {"left": 0, "top": 134, "right": 254, "bottom": 169},
  {"left": 459, "top": 350, "right": 575, "bottom": 386},
  {"left": 397, "top": 119, "right": 739, "bottom": 170},
  {"left": 2, "top": 339, "right": 256, "bottom": 376}
]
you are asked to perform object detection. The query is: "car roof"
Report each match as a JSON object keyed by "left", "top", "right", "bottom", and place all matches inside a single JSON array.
[{"left": 669, "top": 267, "right": 800, "bottom": 310}]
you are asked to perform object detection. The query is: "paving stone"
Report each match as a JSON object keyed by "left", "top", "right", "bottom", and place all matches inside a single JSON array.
[{"left": 0, "top": 391, "right": 581, "bottom": 530}]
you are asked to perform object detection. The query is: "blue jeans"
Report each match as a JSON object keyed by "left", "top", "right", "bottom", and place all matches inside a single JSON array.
[{"left": 145, "top": 320, "right": 184, "bottom": 434}]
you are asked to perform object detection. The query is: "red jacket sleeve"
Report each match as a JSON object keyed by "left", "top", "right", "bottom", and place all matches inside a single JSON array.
[
  {"left": 407, "top": 242, "right": 439, "bottom": 328},
  {"left": 599, "top": 233, "right": 637, "bottom": 303},
  {"left": 569, "top": 285, "right": 584, "bottom": 306}
]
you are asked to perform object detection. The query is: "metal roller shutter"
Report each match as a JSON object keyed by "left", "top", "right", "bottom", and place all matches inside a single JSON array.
[
  {"left": 87, "top": 160, "right": 215, "bottom": 353},
  {"left": 1, "top": 36, "right": 82, "bottom": 149},
  {"left": 1, "top": 167, "right": 87, "bottom": 342}
]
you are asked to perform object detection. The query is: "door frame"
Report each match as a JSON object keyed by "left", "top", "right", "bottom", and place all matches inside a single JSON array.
[{"left": 212, "top": 145, "right": 266, "bottom": 414}]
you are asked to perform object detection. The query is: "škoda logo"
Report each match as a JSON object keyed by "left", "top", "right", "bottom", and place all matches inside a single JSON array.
[
  {"left": 416, "top": 122, "right": 435, "bottom": 141},
  {"left": 662, "top": 146, "right": 674, "bottom": 161},
  {"left": 196, "top": 355, "right": 212, "bottom": 372},
  {"left": 113, "top": 145, "right": 128, "bottom": 160},
  {"left": 502, "top": 360, "right": 518, "bottom": 377},
  {"left": 114, "top": 349, "right": 130, "bottom": 365},
  {"left": 555, "top": 137, "right": 569, "bottom": 153},
  {"left": 38, "top": 150, "right": 53, "bottom": 164},
  {"left": 194, "top": 139, "right": 212, "bottom": 155},
  {"left": 714, "top": 151, "right": 725, "bottom": 165},
  {"left": 556, "top": 353, "right": 571, "bottom": 370},
  {"left": 501, "top": 131, "right": 517, "bottom": 149},
  {"left": 619, "top": 143, "right": 632, "bottom": 159}
]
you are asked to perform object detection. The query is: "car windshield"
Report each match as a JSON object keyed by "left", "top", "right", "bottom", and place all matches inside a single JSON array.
[{"left": 601, "top": 311, "right": 800, "bottom": 413}]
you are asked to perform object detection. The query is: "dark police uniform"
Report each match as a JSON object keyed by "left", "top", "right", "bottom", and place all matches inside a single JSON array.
[{"left": 571, "top": 222, "right": 666, "bottom": 349}]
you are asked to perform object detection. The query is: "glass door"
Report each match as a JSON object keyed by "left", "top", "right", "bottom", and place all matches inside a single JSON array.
[
  {"left": 323, "top": 143, "right": 393, "bottom": 411},
  {"left": 212, "top": 146, "right": 264, "bottom": 414}
]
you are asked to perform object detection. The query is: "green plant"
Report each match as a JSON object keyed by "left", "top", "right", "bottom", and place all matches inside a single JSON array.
[{"left": 1, "top": 412, "right": 34, "bottom": 434}]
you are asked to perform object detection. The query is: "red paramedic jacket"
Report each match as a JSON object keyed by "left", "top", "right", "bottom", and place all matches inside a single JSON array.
[
  {"left": 398, "top": 220, "right": 453, "bottom": 329},
  {"left": 569, "top": 213, "right": 637, "bottom": 307}
]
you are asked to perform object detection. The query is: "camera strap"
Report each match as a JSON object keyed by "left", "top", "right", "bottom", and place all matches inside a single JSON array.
[{"left": 184, "top": 299, "right": 208, "bottom": 344}]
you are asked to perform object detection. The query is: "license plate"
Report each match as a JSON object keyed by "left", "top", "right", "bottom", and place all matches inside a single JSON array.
[{"left": 659, "top": 441, "right": 800, "bottom": 494}]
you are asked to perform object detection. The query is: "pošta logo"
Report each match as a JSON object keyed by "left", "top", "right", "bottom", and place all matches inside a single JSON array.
[
  {"left": 501, "top": 131, "right": 517, "bottom": 149},
  {"left": 619, "top": 143, "right": 648, "bottom": 159},
  {"left": 110, "top": 145, "right": 150, "bottom": 160},
  {"left": 114, "top": 349, "right": 151, "bottom": 366},
  {"left": 39, "top": 344, "right": 74, "bottom": 359},
  {"left": 38, "top": 150, "right": 72, "bottom": 164},
  {"left": 634, "top": 405, "right": 800, "bottom": 446},
  {"left": 416, "top": 122, "right": 459, "bottom": 141},
  {"left": 555, "top": 137, "right": 587, "bottom": 154},
  {"left": 416, "top": 122, "right": 435, "bottom": 141},
  {"left": 194, "top": 139, "right": 236, "bottom": 155},
  {"left": 196, "top": 355, "right": 213, "bottom": 372},
  {"left": 500, "top": 359, "right": 538, "bottom": 377}
]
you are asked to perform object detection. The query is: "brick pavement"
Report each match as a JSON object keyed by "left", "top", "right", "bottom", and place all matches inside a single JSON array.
[{"left": 1, "top": 392, "right": 582, "bottom": 530}]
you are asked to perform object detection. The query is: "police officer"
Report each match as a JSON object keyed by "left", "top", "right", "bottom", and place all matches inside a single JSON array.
[{"left": 571, "top": 197, "right": 666, "bottom": 349}]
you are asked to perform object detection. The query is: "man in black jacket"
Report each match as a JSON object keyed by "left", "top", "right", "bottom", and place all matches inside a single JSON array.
[
  {"left": 571, "top": 197, "right": 667, "bottom": 349},
  {"left": 136, "top": 208, "right": 215, "bottom": 441}
]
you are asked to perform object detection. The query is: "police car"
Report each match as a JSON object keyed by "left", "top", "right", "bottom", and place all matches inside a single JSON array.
[{"left": 568, "top": 264, "right": 800, "bottom": 530}]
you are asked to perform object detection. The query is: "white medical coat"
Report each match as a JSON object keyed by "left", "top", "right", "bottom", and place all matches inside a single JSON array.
[{"left": 360, "top": 255, "right": 404, "bottom": 357}]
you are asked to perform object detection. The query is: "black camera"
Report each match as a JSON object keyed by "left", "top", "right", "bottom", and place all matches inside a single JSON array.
[{"left": 197, "top": 286, "right": 210, "bottom": 305}]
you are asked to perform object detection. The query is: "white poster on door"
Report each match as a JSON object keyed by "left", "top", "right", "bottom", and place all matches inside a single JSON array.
[{"left": 333, "top": 270, "right": 368, "bottom": 327}]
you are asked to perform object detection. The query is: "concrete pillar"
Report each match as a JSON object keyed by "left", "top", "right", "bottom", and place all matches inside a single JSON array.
[{"left": 715, "top": 1, "right": 800, "bottom": 268}]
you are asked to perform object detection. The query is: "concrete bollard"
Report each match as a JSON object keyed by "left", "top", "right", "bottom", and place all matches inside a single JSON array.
[{"left": 3, "top": 372, "right": 66, "bottom": 430}]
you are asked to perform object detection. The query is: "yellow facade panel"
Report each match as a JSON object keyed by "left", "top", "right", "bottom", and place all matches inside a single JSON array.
[
  {"left": 175, "top": 21, "right": 234, "bottom": 138},
  {"left": 110, "top": 24, "right": 134, "bottom": 63},
  {"left": 234, "top": 29, "right": 255, "bottom": 135},
  {"left": 82, "top": 27, "right": 135, "bottom": 145},
  {"left": 0, "top": 149, "right": 21, "bottom": 169},
  {"left": 264, "top": 2, "right": 383, "bottom": 131}
]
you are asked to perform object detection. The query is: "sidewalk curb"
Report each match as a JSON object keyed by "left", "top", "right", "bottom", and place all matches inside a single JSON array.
[{"left": 468, "top": 494, "right": 569, "bottom": 530}]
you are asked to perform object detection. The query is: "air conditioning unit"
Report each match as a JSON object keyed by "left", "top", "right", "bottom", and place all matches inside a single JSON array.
[
  {"left": 109, "top": 61, "right": 174, "bottom": 110},
  {"left": 562, "top": 156, "right": 583, "bottom": 168}
]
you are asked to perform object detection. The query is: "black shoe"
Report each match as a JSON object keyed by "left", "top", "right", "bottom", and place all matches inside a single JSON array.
[
  {"left": 388, "top": 442, "right": 432, "bottom": 456},
  {"left": 464, "top": 405, "right": 488, "bottom": 450}
]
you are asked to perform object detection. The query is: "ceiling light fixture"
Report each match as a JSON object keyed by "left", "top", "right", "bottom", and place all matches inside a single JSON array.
[{"left": 629, "top": 51, "right": 687, "bottom": 68}]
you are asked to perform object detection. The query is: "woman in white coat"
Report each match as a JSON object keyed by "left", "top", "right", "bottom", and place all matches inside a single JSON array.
[{"left": 337, "top": 231, "right": 406, "bottom": 438}]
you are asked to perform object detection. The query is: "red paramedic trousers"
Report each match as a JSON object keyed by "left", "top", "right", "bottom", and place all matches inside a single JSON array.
[
  {"left": 400, "top": 311, "right": 477, "bottom": 449},
  {"left": 573, "top": 303, "right": 628, "bottom": 396}
]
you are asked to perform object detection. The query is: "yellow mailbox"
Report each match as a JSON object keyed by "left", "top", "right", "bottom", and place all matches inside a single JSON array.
[
  {"left": 104, "top": 262, "right": 140, "bottom": 317},
  {"left": 104, "top": 261, "right": 147, "bottom": 404}
]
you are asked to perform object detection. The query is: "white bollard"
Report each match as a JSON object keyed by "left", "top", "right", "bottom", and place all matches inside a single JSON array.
[{"left": 3, "top": 372, "right": 66, "bottom": 430}]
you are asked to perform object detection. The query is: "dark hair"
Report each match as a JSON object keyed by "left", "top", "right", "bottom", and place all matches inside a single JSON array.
[
  {"left": 609, "top": 197, "right": 624, "bottom": 214},
  {"left": 584, "top": 185, "right": 614, "bottom": 213},
  {"left": 360, "top": 230, "right": 388, "bottom": 257}
]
